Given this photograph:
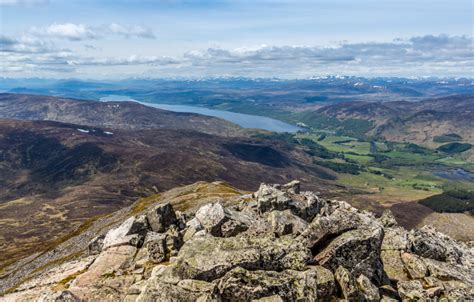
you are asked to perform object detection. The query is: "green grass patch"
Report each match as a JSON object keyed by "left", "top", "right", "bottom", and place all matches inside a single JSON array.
[{"left": 314, "top": 159, "right": 362, "bottom": 175}]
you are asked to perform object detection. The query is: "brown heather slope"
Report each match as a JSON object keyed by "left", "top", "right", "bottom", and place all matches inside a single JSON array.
[
  {"left": 0, "top": 119, "right": 336, "bottom": 269},
  {"left": 0, "top": 93, "right": 244, "bottom": 136}
]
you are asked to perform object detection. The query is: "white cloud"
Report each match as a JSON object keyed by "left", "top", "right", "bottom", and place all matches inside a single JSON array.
[
  {"left": 1, "top": 34, "right": 472, "bottom": 78},
  {"left": 28, "top": 23, "right": 155, "bottom": 41},
  {"left": 31, "top": 23, "right": 98, "bottom": 41},
  {"left": 68, "top": 55, "right": 178, "bottom": 66},
  {"left": 107, "top": 23, "right": 155, "bottom": 39},
  {"left": 0, "top": 0, "right": 48, "bottom": 6}
]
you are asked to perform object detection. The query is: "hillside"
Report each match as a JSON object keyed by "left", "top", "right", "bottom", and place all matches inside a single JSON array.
[
  {"left": 306, "top": 95, "right": 474, "bottom": 149},
  {"left": 0, "top": 119, "right": 336, "bottom": 270},
  {"left": 0, "top": 93, "right": 243, "bottom": 137},
  {"left": 1, "top": 181, "right": 472, "bottom": 300}
]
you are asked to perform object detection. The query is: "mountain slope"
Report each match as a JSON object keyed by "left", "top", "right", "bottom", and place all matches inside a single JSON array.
[
  {"left": 306, "top": 95, "right": 474, "bottom": 148},
  {"left": 0, "top": 93, "right": 243, "bottom": 136},
  {"left": 0, "top": 119, "right": 336, "bottom": 269}
]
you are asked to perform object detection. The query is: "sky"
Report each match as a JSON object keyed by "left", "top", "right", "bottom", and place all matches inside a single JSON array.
[{"left": 0, "top": 0, "right": 472, "bottom": 79}]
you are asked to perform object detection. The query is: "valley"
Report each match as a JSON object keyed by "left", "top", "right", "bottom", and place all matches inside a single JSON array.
[
  {"left": 0, "top": 118, "right": 335, "bottom": 269},
  {"left": 1, "top": 81, "right": 473, "bottom": 287}
]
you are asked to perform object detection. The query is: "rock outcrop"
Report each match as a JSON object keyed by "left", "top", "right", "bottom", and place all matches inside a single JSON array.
[{"left": 2, "top": 181, "right": 473, "bottom": 301}]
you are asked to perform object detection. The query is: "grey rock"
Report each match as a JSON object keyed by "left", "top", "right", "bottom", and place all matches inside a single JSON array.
[
  {"left": 298, "top": 209, "right": 377, "bottom": 251},
  {"left": 38, "top": 290, "right": 81, "bottom": 302},
  {"left": 173, "top": 236, "right": 311, "bottom": 281},
  {"left": 267, "top": 210, "right": 308, "bottom": 237},
  {"left": 381, "top": 227, "right": 410, "bottom": 251},
  {"left": 216, "top": 267, "right": 318, "bottom": 301},
  {"left": 251, "top": 295, "right": 284, "bottom": 302},
  {"left": 183, "top": 217, "right": 204, "bottom": 242},
  {"left": 356, "top": 274, "right": 380, "bottom": 302},
  {"left": 300, "top": 191, "right": 326, "bottom": 221},
  {"left": 379, "top": 209, "right": 398, "bottom": 228},
  {"left": 195, "top": 203, "right": 227, "bottom": 235},
  {"left": 334, "top": 266, "right": 361, "bottom": 300},
  {"left": 102, "top": 215, "right": 148, "bottom": 249},
  {"left": 195, "top": 202, "right": 250, "bottom": 237},
  {"left": 397, "top": 280, "right": 428, "bottom": 301},
  {"left": 88, "top": 234, "right": 105, "bottom": 255},
  {"left": 146, "top": 202, "right": 177, "bottom": 233},
  {"left": 254, "top": 182, "right": 324, "bottom": 221},
  {"left": 254, "top": 183, "right": 293, "bottom": 214},
  {"left": 408, "top": 225, "right": 464, "bottom": 264},
  {"left": 312, "top": 265, "right": 335, "bottom": 300},
  {"left": 315, "top": 227, "right": 385, "bottom": 284},
  {"left": 281, "top": 180, "right": 301, "bottom": 194},
  {"left": 136, "top": 278, "right": 218, "bottom": 302},
  {"left": 144, "top": 232, "right": 167, "bottom": 263},
  {"left": 165, "top": 225, "right": 183, "bottom": 257}
]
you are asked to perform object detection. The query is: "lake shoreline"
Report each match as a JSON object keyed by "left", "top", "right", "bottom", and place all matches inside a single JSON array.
[{"left": 100, "top": 95, "right": 302, "bottom": 133}]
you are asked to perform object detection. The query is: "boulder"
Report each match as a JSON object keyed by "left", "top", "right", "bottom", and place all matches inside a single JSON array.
[
  {"left": 312, "top": 265, "right": 335, "bottom": 300},
  {"left": 216, "top": 267, "right": 318, "bottom": 301},
  {"left": 356, "top": 274, "right": 380, "bottom": 302},
  {"left": 88, "top": 234, "right": 105, "bottom": 255},
  {"left": 281, "top": 180, "right": 301, "bottom": 194},
  {"left": 254, "top": 183, "right": 293, "bottom": 214},
  {"left": 379, "top": 209, "right": 398, "bottom": 228},
  {"left": 37, "top": 290, "right": 81, "bottom": 302},
  {"left": 400, "top": 252, "right": 428, "bottom": 279},
  {"left": 144, "top": 232, "right": 167, "bottom": 263},
  {"left": 165, "top": 225, "right": 183, "bottom": 257},
  {"left": 381, "top": 227, "right": 410, "bottom": 251},
  {"left": 408, "top": 225, "right": 464, "bottom": 264},
  {"left": 251, "top": 295, "right": 284, "bottom": 302},
  {"left": 146, "top": 202, "right": 177, "bottom": 233},
  {"left": 195, "top": 202, "right": 251, "bottom": 237},
  {"left": 314, "top": 227, "right": 385, "bottom": 284},
  {"left": 334, "top": 266, "right": 361, "bottom": 300},
  {"left": 300, "top": 191, "right": 326, "bottom": 221},
  {"left": 397, "top": 280, "right": 428, "bottom": 301},
  {"left": 267, "top": 210, "right": 308, "bottom": 237},
  {"left": 136, "top": 279, "right": 218, "bottom": 302},
  {"left": 172, "top": 236, "right": 311, "bottom": 281},
  {"left": 298, "top": 209, "right": 377, "bottom": 252},
  {"left": 183, "top": 217, "right": 204, "bottom": 242},
  {"left": 254, "top": 182, "right": 325, "bottom": 221},
  {"left": 335, "top": 267, "right": 380, "bottom": 301},
  {"left": 102, "top": 215, "right": 148, "bottom": 249},
  {"left": 381, "top": 250, "right": 410, "bottom": 282}
]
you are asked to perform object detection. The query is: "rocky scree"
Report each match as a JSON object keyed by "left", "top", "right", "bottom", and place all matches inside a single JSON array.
[{"left": 3, "top": 181, "right": 473, "bottom": 301}]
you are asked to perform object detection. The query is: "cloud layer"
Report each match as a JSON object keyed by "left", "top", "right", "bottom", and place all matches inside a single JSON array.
[
  {"left": 1, "top": 33, "right": 472, "bottom": 77},
  {"left": 29, "top": 23, "right": 155, "bottom": 41}
]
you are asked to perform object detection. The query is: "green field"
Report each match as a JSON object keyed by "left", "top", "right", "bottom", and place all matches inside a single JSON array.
[{"left": 293, "top": 131, "right": 474, "bottom": 205}]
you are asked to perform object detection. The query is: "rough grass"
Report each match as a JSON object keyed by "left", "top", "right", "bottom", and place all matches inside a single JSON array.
[{"left": 51, "top": 268, "right": 87, "bottom": 290}]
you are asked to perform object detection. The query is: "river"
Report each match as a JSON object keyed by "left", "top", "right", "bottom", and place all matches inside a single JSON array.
[{"left": 99, "top": 95, "right": 302, "bottom": 133}]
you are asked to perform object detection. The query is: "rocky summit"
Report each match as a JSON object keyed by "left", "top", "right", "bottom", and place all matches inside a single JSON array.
[{"left": 1, "top": 181, "right": 473, "bottom": 301}]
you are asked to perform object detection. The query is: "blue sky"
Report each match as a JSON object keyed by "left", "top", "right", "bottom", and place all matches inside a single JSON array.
[{"left": 0, "top": 0, "right": 472, "bottom": 78}]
